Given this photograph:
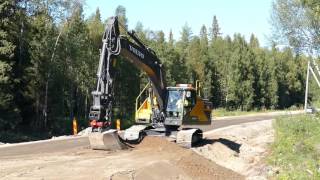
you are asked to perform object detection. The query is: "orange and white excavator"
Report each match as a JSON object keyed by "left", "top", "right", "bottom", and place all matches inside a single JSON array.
[{"left": 88, "top": 16, "right": 212, "bottom": 150}]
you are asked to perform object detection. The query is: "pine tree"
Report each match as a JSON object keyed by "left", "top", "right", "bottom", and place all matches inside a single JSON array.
[
  {"left": 87, "top": 8, "right": 104, "bottom": 50},
  {"left": 168, "top": 29, "right": 174, "bottom": 47},
  {"left": 178, "top": 23, "right": 192, "bottom": 51},
  {"left": 115, "top": 5, "right": 128, "bottom": 28},
  {"left": 175, "top": 23, "right": 192, "bottom": 83},
  {"left": 199, "top": 25, "right": 212, "bottom": 98},
  {"left": 227, "top": 34, "right": 255, "bottom": 110},
  {"left": 200, "top": 25, "right": 209, "bottom": 55},
  {"left": 0, "top": 0, "right": 22, "bottom": 130},
  {"left": 210, "top": 15, "right": 221, "bottom": 40},
  {"left": 186, "top": 37, "right": 204, "bottom": 84}
]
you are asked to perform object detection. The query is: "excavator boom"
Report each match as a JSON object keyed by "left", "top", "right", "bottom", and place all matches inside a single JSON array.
[{"left": 89, "top": 16, "right": 166, "bottom": 127}]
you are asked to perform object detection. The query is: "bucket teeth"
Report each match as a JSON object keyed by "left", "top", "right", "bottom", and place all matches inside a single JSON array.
[{"left": 88, "top": 129, "right": 127, "bottom": 150}]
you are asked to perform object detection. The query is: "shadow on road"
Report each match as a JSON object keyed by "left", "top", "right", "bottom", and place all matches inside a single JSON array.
[{"left": 195, "top": 138, "right": 241, "bottom": 153}]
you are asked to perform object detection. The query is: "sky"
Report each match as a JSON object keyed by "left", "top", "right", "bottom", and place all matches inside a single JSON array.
[{"left": 84, "top": 0, "right": 273, "bottom": 47}]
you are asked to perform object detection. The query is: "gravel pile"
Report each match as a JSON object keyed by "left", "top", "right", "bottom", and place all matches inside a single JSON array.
[{"left": 136, "top": 136, "right": 244, "bottom": 180}]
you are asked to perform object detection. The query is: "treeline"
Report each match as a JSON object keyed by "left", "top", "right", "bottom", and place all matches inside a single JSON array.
[
  {"left": 145, "top": 23, "right": 307, "bottom": 111},
  {"left": 0, "top": 1, "right": 307, "bottom": 135},
  {"left": 0, "top": 1, "right": 103, "bottom": 134}
]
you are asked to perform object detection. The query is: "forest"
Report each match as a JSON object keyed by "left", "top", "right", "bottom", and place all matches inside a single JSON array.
[{"left": 0, "top": 0, "right": 316, "bottom": 138}]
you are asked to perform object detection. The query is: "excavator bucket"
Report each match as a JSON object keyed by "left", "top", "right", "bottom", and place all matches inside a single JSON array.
[
  {"left": 88, "top": 129, "right": 127, "bottom": 150},
  {"left": 176, "top": 129, "right": 203, "bottom": 148}
]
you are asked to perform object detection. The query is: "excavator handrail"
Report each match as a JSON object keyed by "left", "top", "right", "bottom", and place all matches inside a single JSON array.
[{"left": 135, "top": 82, "right": 151, "bottom": 119}]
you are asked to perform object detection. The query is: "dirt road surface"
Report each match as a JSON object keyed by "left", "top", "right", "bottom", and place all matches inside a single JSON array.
[
  {"left": 0, "top": 112, "right": 296, "bottom": 179},
  {"left": 0, "top": 112, "right": 291, "bottom": 157}
]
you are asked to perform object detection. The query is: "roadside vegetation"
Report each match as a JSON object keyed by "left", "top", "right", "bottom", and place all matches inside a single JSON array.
[
  {"left": 213, "top": 108, "right": 272, "bottom": 117},
  {"left": 269, "top": 114, "right": 320, "bottom": 179},
  {"left": 213, "top": 106, "right": 302, "bottom": 117}
]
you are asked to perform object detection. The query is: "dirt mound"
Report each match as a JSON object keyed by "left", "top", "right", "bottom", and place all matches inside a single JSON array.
[
  {"left": 136, "top": 136, "right": 244, "bottom": 180},
  {"left": 136, "top": 136, "right": 182, "bottom": 151},
  {"left": 0, "top": 136, "right": 243, "bottom": 179},
  {"left": 194, "top": 120, "right": 274, "bottom": 179}
]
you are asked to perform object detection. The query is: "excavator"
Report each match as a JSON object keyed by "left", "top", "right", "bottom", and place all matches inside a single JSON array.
[{"left": 88, "top": 16, "right": 212, "bottom": 150}]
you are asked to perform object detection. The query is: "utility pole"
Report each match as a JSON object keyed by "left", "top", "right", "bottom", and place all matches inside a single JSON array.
[
  {"left": 304, "top": 58, "right": 320, "bottom": 112},
  {"left": 304, "top": 60, "right": 310, "bottom": 111}
]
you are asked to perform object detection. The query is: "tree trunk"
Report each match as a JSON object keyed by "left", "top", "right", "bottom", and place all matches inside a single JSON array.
[{"left": 43, "top": 30, "right": 63, "bottom": 129}]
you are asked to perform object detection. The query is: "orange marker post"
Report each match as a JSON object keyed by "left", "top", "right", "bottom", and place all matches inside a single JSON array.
[
  {"left": 73, "top": 117, "right": 78, "bottom": 135},
  {"left": 116, "top": 119, "right": 121, "bottom": 131}
]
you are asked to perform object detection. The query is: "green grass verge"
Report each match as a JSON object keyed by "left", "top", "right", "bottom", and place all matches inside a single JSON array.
[
  {"left": 213, "top": 106, "right": 302, "bottom": 117},
  {"left": 213, "top": 108, "right": 279, "bottom": 117},
  {"left": 268, "top": 114, "right": 320, "bottom": 179}
]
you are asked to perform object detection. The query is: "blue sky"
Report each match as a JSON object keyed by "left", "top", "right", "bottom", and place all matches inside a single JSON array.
[{"left": 84, "top": 0, "right": 273, "bottom": 47}]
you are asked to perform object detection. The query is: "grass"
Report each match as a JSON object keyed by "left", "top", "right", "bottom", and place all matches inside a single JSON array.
[
  {"left": 213, "top": 108, "right": 266, "bottom": 117},
  {"left": 213, "top": 108, "right": 285, "bottom": 117},
  {"left": 268, "top": 114, "right": 320, "bottom": 179},
  {"left": 212, "top": 105, "right": 303, "bottom": 117}
]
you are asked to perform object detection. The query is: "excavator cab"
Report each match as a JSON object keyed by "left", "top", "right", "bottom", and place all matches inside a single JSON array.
[
  {"left": 165, "top": 86, "right": 194, "bottom": 126},
  {"left": 165, "top": 84, "right": 212, "bottom": 127},
  {"left": 135, "top": 83, "right": 212, "bottom": 127}
]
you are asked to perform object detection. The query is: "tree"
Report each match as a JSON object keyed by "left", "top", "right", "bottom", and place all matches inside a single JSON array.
[
  {"left": 271, "top": 0, "right": 320, "bottom": 54},
  {"left": 208, "top": 34, "right": 230, "bottom": 107},
  {"left": 175, "top": 23, "right": 192, "bottom": 83},
  {"left": 199, "top": 25, "right": 212, "bottom": 98},
  {"left": 115, "top": 5, "right": 128, "bottom": 28},
  {"left": 27, "top": 0, "right": 58, "bottom": 129},
  {"left": 301, "top": 0, "right": 320, "bottom": 15},
  {"left": 0, "top": 1, "right": 23, "bottom": 131},
  {"left": 87, "top": 8, "right": 104, "bottom": 49},
  {"left": 210, "top": 15, "right": 221, "bottom": 40},
  {"left": 168, "top": 29, "right": 174, "bottom": 46},
  {"left": 250, "top": 34, "right": 276, "bottom": 109},
  {"left": 200, "top": 25, "right": 209, "bottom": 54},
  {"left": 178, "top": 23, "right": 192, "bottom": 51},
  {"left": 227, "top": 34, "right": 255, "bottom": 110}
]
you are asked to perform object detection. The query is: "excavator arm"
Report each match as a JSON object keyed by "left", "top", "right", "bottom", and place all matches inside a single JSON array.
[{"left": 89, "top": 16, "right": 167, "bottom": 130}]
